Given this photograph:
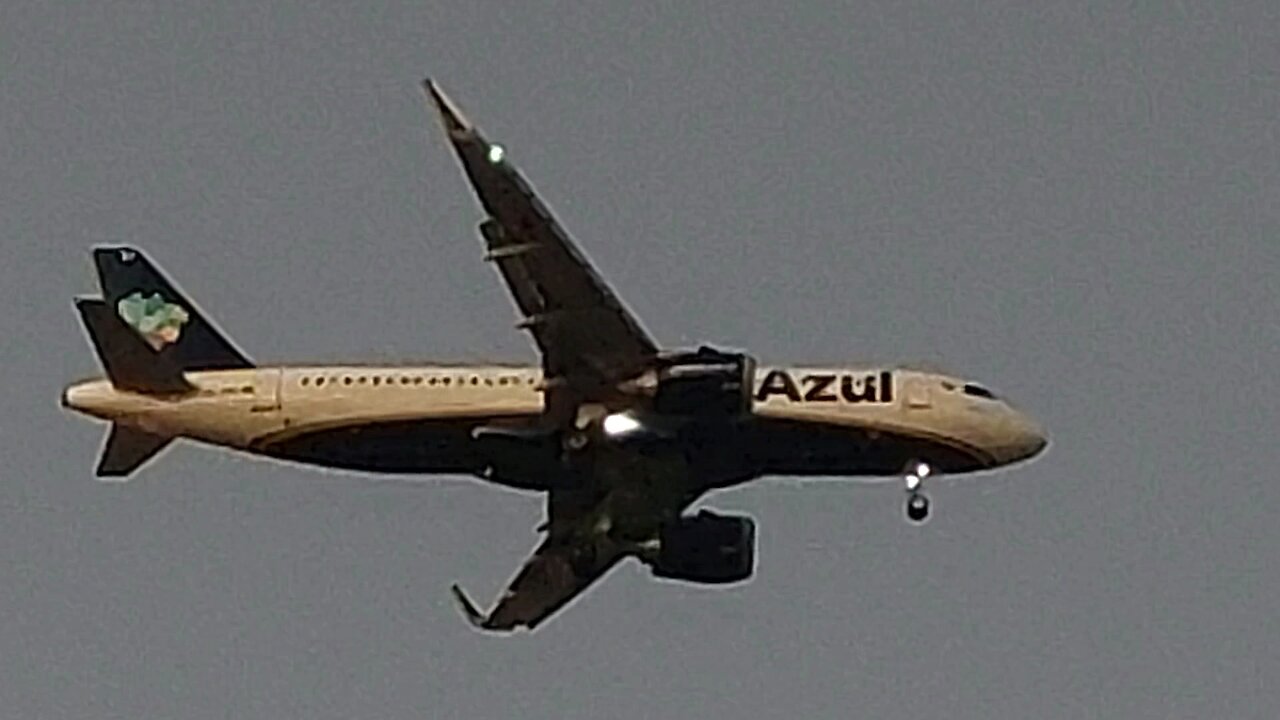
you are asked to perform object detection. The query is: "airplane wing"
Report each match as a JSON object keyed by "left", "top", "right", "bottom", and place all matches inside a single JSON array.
[
  {"left": 451, "top": 531, "right": 625, "bottom": 633},
  {"left": 423, "top": 81, "right": 659, "bottom": 405},
  {"left": 450, "top": 487, "right": 627, "bottom": 632},
  {"left": 449, "top": 454, "right": 695, "bottom": 633}
]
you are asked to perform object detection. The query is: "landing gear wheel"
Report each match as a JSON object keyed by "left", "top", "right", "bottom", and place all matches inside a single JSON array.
[{"left": 905, "top": 492, "right": 930, "bottom": 524}]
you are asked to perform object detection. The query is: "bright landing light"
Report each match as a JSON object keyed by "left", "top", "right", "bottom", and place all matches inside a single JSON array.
[
  {"left": 487, "top": 144, "right": 505, "bottom": 163},
  {"left": 602, "top": 413, "right": 642, "bottom": 436},
  {"left": 905, "top": 462, "right": 931, "bottom": 491}
]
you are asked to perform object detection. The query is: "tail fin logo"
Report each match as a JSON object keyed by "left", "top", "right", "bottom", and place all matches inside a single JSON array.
[{"left": 116, "top": 291, "right": 191, "bottom": 351}]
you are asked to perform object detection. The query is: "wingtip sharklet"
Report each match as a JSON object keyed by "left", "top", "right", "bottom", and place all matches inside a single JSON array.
[
  {"left": 422, "top": 79, "right": 475, "bottom": 137},
  {"left": 450, "top": 583, "right": 489, "bottom": 629}
]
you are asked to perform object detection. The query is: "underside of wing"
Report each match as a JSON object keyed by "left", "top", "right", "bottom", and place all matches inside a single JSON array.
[
  {"left": 451, "top": 531, "right": 625, "bottom": 633},
  {"left": 423, "top": 81, "right": 659, "bottom": 404},
  {"left": 448, "top": 451, "right": 700, "bottom": 633}
]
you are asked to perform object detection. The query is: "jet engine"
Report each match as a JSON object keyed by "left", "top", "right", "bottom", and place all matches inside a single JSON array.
[
  {"left": 650, "top": 346, "right": 755, "bottom": 418},
  {"left": 646, "top": 510, "right": 755, "bottom": 584}
]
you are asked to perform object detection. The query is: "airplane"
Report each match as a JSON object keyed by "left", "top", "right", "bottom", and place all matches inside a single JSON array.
[{"left": 61, "top": 80, "right": 1048, "bottom": 633}]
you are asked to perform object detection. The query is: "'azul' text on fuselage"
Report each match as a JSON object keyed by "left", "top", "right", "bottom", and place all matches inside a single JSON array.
[{"left": 753, "top": 370, "right": 894, "bottom": 404}]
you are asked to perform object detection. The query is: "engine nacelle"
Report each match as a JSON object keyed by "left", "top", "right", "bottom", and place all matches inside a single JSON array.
[
  {"left": 648, "top": 510, "right": 755, "bottom": 584},
  {"left": 651, "top": 346, "right": 755, "bottom": 418}
]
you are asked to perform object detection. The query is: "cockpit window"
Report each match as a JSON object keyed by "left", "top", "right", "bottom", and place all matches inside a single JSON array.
[{"left": 963, "top": 383, "right": 997, "bottom": 400}]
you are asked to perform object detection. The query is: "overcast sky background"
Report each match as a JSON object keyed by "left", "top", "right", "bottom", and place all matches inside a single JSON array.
[{"left": 4, "top": 2, "right": 1279, "bottom": 718}]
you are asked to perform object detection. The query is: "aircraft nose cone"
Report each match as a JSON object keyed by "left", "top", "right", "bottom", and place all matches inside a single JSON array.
[
  {"left": 1025, "top": 431, "right": 1049, "bottom": 459},
  {"left": 1007, "top": 414, "right": 1049, "bottom": 464}
]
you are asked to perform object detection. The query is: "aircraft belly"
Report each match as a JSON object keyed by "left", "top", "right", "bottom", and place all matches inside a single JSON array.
[
  {"left": 745, "top": 413, "right": 990, "bottom": 476},
  {"left": 255, "top": 417, "right": 540, "bottom": 475},
  {"left": 241, "top": 371, "right": 548, "bottom": 475}
]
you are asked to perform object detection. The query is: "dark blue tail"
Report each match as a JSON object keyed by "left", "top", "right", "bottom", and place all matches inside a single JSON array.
[{"left": 92, "top": 246, "right": 253, "bottom": 371}]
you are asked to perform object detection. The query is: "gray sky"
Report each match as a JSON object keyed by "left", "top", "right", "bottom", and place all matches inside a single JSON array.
[{"left": 4, "top": 2, "right": 1279, "bottom": 717}]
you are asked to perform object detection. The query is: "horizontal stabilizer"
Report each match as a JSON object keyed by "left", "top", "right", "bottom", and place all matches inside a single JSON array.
[
  {"left": 75, "top": 298, "right": 193, "bottom": 394},
  {"left": 97, "top": 423, "right": 172, "bottom": 478}
]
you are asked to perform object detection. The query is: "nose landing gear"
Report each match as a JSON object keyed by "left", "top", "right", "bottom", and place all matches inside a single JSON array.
[
  {"left": 905, "top": 492, "right": 930, "bottom": 523},
  {"left": 904, "top": 461, "right": 932, "bottom": 524}
]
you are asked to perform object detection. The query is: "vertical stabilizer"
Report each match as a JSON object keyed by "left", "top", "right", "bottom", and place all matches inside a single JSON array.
[
  {"left": 93, "top": 246, "right": 253, "bottom": 371},
  {"left": 74, "top": 298, "right": 193, "bottom": 394}
]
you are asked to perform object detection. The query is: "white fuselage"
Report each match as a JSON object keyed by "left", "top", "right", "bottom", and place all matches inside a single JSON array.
[{"left": 63, "top": 363, "right": 1045, "bottom": 481}]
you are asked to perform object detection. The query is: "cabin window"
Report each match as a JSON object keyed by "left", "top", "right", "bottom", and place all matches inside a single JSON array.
[
  {"left": 963, "top": 383, "right": 997, "bottom": 400},
  {"left": 358, "top": 376, "right": 367, "bottom": 384},
  {"left": 413, "top": 377, "right": 423, "bottom": 385},
  {"left": 300, "top": 377, "right": 310, "bottom": 386},
  {"left": 470, "top": 376, "right": 478, "bottom": 385},
  {"left": 315, "top": 377, "right": 326, "bottom": 387},
  {"left": 372, "top": 377, "right": 381, "bottom": 386},
  {"left": 343, "top": 376, "right": 353, "bottom": 385}
]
